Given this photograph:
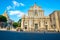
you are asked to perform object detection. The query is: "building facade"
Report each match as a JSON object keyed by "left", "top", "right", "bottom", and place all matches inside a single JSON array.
[
  {"left": 21, "top": 3, "right": 60, "bottom": 32},
  {"left": 50, "top": 11, "right": 60, "bottom": 32}
]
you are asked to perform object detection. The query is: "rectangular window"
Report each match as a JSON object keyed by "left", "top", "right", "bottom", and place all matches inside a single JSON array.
[
  {"left": 51, "top": 24, "right": 56, "bottom": 29},
  {"left": 45, "top": 25, "right": 48, "bottom": 30},
  {"left": 25, "top": 22, "right": 27, "bottom": 24}
]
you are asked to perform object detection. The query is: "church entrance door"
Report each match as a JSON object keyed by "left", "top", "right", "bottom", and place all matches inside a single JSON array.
[{"left": 35, "top": 24, "right": 38, "bottom": 31}]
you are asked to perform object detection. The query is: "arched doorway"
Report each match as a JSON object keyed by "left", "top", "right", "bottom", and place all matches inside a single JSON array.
[{"left": 34, "top": 23, "right": 38, "bottom": 31}]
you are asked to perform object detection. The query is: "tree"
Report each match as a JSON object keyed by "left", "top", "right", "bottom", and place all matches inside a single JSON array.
[
  {"left": 18, "top": 19, "right": 21, "bottom": 27},
  {"left": 0, "top": 15, "right": 7, "bottom": 28},
  {"left": 0, "top": 15, "right": 7, "bottom": 22},
  {"left": 13, "top": 22, "right": 18, "bottom": 28}
]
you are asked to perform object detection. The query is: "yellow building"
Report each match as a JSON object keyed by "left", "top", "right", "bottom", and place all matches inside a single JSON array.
[
  {"left": 21, "top": 3, "right": 50, "bottom": 32},
  {"left": 3, "top": 11, "right": 9, "bottom": 20},
  {"left": 49, "top": 11, "right": 60, "bottom": 32},
  {"left": 21, "top": 3, "right": 60, "bottom": 32}
]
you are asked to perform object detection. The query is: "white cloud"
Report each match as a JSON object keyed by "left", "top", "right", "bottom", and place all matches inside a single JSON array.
[
  {"left": 12, "top": 1, "right": 20, "bottom": 7},
  {"left": 6, "top": 1, "right": 25, "bottom": 18},
  {"left": 7, "top": 6, "right": 12, "bottom": 10},
  {"left": 12, "top": 1, "right": 25, "bottom": 7},
  {"left": 20, "top": 3, "right": 25, "bottom": 6},
  {"left": 6, "top": 1, "right": 25, "bottom": 10},
  {"left": 9, "top": 10, "right": 24, "bottom": 17}
]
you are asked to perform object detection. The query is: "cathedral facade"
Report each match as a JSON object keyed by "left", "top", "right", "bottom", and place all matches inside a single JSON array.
[{"left": 21, "top": 4, "right": 60, "bottom": 32}]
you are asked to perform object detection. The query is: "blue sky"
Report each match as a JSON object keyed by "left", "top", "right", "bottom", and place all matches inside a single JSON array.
[{"left": 0, "top": 0, "right": 60, "bottom": 22}]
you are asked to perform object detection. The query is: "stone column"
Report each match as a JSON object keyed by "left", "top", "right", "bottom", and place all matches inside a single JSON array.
[{"left": 21, "top": 19, "right": 24, "bottom": 30}]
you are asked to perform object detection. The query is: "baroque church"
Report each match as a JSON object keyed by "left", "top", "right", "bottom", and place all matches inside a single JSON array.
[{"left": 21, "top": 3, "right": 60, "bottom": 32}]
